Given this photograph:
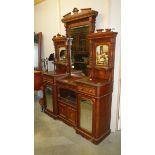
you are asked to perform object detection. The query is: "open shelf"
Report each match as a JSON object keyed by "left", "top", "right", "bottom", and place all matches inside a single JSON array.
[{"left": 58, "top": 88, "right": 76, "bottom": 105}]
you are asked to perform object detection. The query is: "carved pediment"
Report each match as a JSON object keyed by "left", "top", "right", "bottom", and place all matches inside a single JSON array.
[{"left": 62, "top": 8, "right": 98, "bottom": 23}]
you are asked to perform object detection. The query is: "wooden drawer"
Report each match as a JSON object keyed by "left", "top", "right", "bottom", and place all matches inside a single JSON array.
[
  {"left": 57, "top": 83, "right": 76, "bottom": 91},
  {"left": 77, "top": 85, "right": 96, "bottom": 96}
]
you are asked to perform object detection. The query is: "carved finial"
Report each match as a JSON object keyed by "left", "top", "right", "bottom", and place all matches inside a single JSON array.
[
  {"left": 57, "top": 33, "right": 61, "bottom": 37},
  {"left": 96, "top": 29, "right": 104, "bottom": 33},
  {"left": 105, "top": 28, "right": 111, "bottom": 32},
  {"left": 72, "top": 8, "right": 79, "bottom": 14}
]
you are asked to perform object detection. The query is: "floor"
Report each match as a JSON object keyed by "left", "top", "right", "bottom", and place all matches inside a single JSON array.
[{"left": 34, "top": 95, "right": 121, "bottom": 155}]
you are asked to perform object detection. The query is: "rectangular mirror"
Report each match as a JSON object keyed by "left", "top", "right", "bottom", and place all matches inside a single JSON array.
[{"left": 70, "top": 26, "right": 89, "bottom": 75}]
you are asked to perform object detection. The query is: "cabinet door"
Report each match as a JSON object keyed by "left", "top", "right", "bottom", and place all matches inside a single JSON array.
[
  {"left": 79, "top": 97, "right": 93, "bottom": 133},
  {"left": 59, "top": 103, "right": 66, "bottom": 119},
  {"left": 45, "top": 85, "right": 53, "bottom": 112},
  {"left": 67, "top": 107, "right": 77, "bottom": 125}
]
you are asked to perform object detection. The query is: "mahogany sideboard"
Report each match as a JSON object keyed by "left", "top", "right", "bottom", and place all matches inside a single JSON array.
[{"left": 38, "top": 8, "right": 118, "bottom": 144}]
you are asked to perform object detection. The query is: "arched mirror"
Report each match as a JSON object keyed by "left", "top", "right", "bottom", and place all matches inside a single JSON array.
[{"left": 34, "top": 32, "right": 42, "bottom": 70}]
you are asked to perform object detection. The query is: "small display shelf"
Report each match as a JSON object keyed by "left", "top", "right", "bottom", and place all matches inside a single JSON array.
[{"left": 58, "top": 88, "right": 76, "bottom": 105}]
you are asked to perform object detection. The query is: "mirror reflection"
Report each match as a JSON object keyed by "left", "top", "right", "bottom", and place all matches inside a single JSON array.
[
  {"left": 45, "top": 86, "right": 53, "bottom": 112},
  {"left": 59, "top": 47, "right": 66, "bottom": 62},
  {"left": 96, "top": 45, "right": 109, "bottom": 65},
  {"left": 80, "top": 98, "right": 93, "bottom": 133}
]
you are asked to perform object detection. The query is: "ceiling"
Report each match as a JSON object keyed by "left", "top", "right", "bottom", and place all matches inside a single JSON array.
[{"left": 34, "top": 0, "right": 45, "bottom": 5}]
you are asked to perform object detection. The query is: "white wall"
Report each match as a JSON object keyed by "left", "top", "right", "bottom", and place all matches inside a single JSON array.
[
  {"left": 34, "top": 0, "right": 59, "bottom": 58},
  {"left": 109, "top": 0, "right": 121, "bottom": 131},
  {"left": 34, "top": 0, "right": 121, "bottom": 132}
]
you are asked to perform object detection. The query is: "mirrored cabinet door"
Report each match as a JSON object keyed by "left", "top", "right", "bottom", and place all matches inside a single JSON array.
[
  {"left": 80, "top": 98, "right": 93, "bottom": 133},
  {"left": 45, "top": 86, "right": 53, "bottom": 112}
]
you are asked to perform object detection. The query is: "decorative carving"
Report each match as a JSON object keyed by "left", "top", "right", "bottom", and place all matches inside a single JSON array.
[
  {"left": 61, "top": 8, "right": 98, "bottom": 75},
  {"left": 96, "top": 29, "right": 104, "bottom": 33},
  {"left": 52, "top": 34, "right": 68, "bottom": 73},
  {"left": 62, "top": 8, "right": 98, "bottom": 24},
  {"left": 72, "top": 8, "right": 79, "bottom": 14}
]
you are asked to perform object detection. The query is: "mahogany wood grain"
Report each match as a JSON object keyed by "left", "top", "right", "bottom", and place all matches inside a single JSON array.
[{"left": 34, "top": 71, "right": 42, "bottom": 91}]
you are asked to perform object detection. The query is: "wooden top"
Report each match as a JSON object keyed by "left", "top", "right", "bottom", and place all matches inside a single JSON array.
[
  {"left": 53, "top": 61, "right": 68, "bottom": 66},
  {"left": 43, "top": 71, "right": 67, "bottom": 77},
  {"left": 57, "top": 75, "right": 112, "bottom": 87},
  {"left": 62, "top": 8, "right": 98, "bottom": 23},
  {"left": 57, "top": 75, "right": 83, "bottom": 86},
  {"left": 87, "top": 65, "right": 113, "bottom": 70},
  {"left": 43, "top": 70, "right": 82, "bottom": 77}
]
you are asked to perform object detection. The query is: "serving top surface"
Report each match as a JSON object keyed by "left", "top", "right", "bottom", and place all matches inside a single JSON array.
[{"left": 76, "top": 78, "right": 112, "bottom": 87}]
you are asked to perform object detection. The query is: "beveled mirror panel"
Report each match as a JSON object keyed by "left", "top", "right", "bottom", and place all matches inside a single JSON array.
[
  {"left": 45, "top": 86, "right": 53, "bottom": 112},
  {"left": 59, "top": 47, "right": 66, "bottom": 62},
  {"left": 70, "top": 26, "right": 89, "bottom": 75},
  {"left": 80, "top": 98, "right": 93, "bottom": 133},
  {"left": 96, "top": 45, "right": 109, "bottom": 65}
]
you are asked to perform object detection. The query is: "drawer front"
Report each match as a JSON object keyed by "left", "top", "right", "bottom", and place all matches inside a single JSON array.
[
  {"left": 58, "top": 103, "right": 66, "bottom": 119},
  {"left": 57, "top": 83, "right": 76, "bottom": 91},
  {"left": 78, "top": 85, "right": 96, "bottom": 96},
  {"left": 67, "top": 107, "right": 77, "bottom": 125}
]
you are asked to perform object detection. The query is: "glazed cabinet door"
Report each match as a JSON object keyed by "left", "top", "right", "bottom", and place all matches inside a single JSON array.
[
  {"left": 44, "top": 85, "right": 54, "bottom": 113},
  {"left": 78, "top": 96, "right": 94, "bottom": 133}
]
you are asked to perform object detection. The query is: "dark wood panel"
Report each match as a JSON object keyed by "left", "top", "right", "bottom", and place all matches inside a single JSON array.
[
  {"left": 34, "top": 71, "right": 42, "bottom": 90},
  {"left": 59, "top": 103, "right": 67, "bottom": 119},
  {"left": 67, "top": 106, "right": 77, "bottom": 125}
]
